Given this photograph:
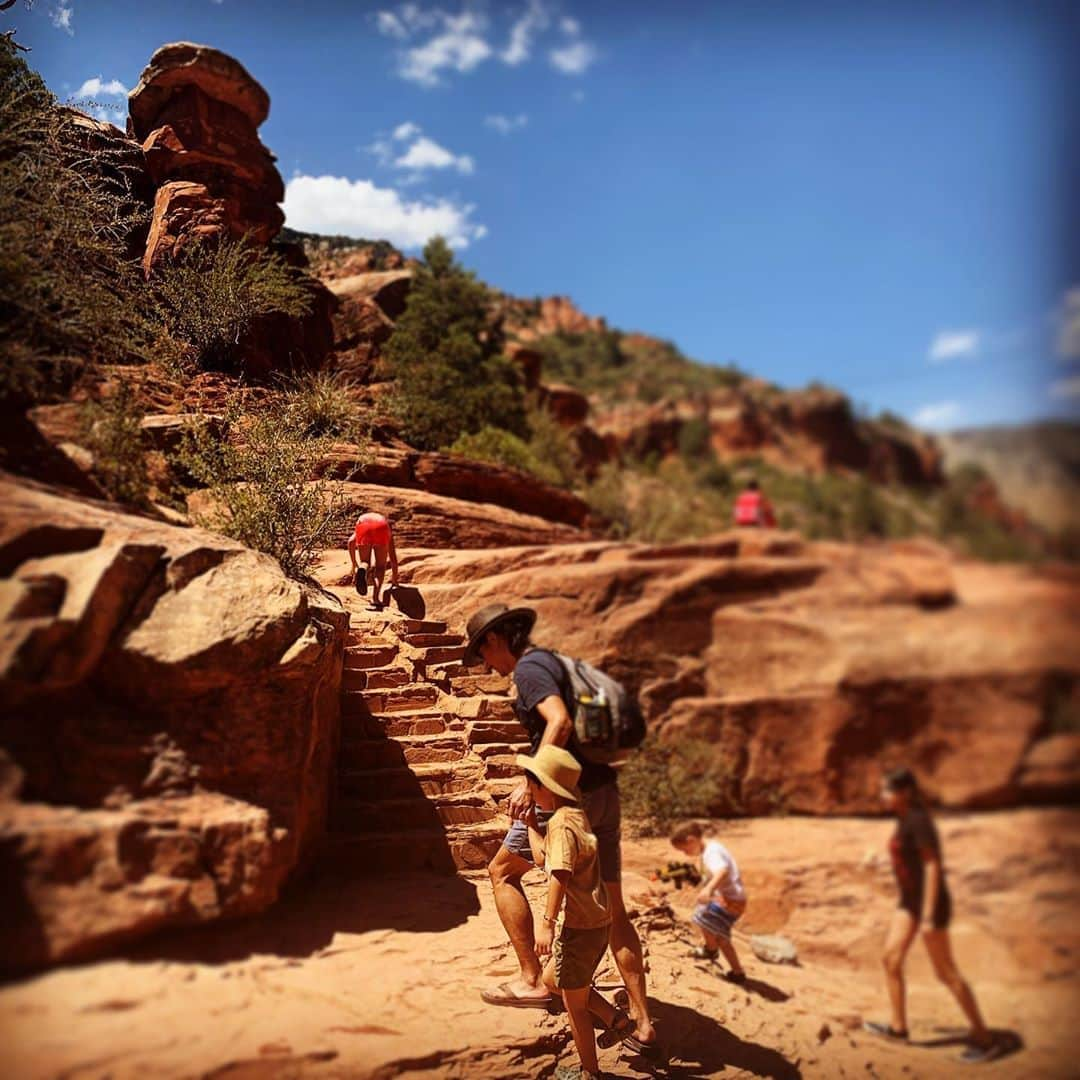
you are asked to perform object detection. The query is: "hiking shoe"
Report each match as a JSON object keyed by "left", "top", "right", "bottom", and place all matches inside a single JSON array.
[
  {"left": 354, "top": 567, "right": 367, "bottom": 596},
  {"left": 862, "top": 1020, "right": 909, "bottom": 1043}
]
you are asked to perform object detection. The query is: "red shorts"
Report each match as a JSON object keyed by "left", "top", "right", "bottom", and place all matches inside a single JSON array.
[{"left": 354, "top": 515, "right": 391, "bottom": 547}]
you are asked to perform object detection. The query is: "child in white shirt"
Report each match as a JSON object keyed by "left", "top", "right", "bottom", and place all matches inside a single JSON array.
[{"left": 671, "top": 821, "right": 747, "bottom": 983}]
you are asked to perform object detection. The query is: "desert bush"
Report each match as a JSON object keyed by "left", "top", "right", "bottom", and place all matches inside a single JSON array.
[
  {"left": 678, "top": 416, "right": 712, "bottom": 463},
  {"left": 387, "top": 236, "right": 527, "bottom": 450},
  {"left": 620, "top": 735, "right": 740, "bottom": 836},
  {"left": 283, "top": 370, "right": 366, "bottom": 440},
  {"left": 449, "top": 425, "right": 557, "bottom": 483},
  {"left": 80, "top": 379, "right": 149, "bottom": 506},
  {"left": 178, "top": 401, "right": 355, "bottom": 578},
  {"left": 524, "top": 398, "right": 580, "bottom": 489},
  {"left": 584, "top": 463, "right": 632, "bottom": 537},
  {"left": 0, "top": 37, "right": 152, "bottom": 403},
  {"left": 150, "top": 238, "right": 313, "bottom": 371}
]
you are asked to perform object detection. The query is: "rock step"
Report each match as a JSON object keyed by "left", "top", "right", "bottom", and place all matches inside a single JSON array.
[
  {"left": 323, "top": 820, "right": 509, "bottom": 874},
  {"left": 339, "top": 734, "right": 469, "bottom": 770},
  {"left": 425, "top": 661, "right": 469, "bottom": 680},
  {"left": 393, "top": 619, "right": 450, "bottom": 637},
  {"left": 339, "top": 763, "right": 483, "bottom": 800},
  {"left": 466, "top": 721, "right": 532, "bottom": 746},
  {"left": 343, "top": 643, "right": 399, "bottom": 670},
  {"left": 419, "top": 645, "right": 467, "bottom": 665},
  {"left": 341, "top": 684, "right": 441, "bottom": 718},
  {"left": 342, "top": 666, "right": 412, "bottom": 692},
  {"left": 344, "top": 711, "right": 449, "bottom": 739},
  {"left": 448, "top": 674, "right": 511, "bottom": 696},
  {"left": 332, "top": 793, "right": 499, "bottom": 833},
  {"left": 406, "top": 633, "right": 464, "bottom": 648},
  {"left": 479, "top": 752, "right": 521, "bottom": 779}
]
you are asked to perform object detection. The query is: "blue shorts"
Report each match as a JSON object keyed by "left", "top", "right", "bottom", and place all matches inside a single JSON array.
[
  {"left": 502, "top": 781, "right": 622, "bottom": 881},
  {"left": 692, "top": 901, "right": 741, "bottom": 941}
]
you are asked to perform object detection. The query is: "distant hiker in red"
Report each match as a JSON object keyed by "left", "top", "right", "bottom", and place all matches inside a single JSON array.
[
  {"left": 733, "top": 478, "right": 776, "bottom": 528},
  {"left": 346, "top": 511, "right": 399, "bottom": 606},
  {"left": 863, "top": 767, "right": 999, "bottom": 1064}
]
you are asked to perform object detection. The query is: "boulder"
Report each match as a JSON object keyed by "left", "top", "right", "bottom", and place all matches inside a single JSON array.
[
  {"left": 328, "top": 270, "right": 413, "bottom": 322},
  {"left": 142, "top": 180, "right": 228, "bottom": 274},
  {"left": 1018, "top": 733, "right": 1080, "bottom": 803},
  {"left": 129, "top": 42, "right": 270, "bottom": 139},
  {"left": 0, "top": 474, "right": 347, "bottom": 972},
  {"left": 540, "top": 382, "right": 589, "bottom": 427}
]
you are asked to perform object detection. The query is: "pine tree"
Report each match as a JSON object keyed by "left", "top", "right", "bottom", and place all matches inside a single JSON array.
[{"left": 386, "top": 236, "right": 526, "bottom": 450}]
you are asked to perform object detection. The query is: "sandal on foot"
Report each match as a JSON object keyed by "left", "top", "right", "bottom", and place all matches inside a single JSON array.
[
  {"left": 690, "top": 945, "right": 718, "bottom": 960},
  {"left": 480, "top": 983, "right": 554, "bottom": 1009},
  {"left": 597, "top": 1009, "right": 636, "bottom": 1050},
  {"left": 862, "top": 1020, "right": 909, "bottom": 1043}
]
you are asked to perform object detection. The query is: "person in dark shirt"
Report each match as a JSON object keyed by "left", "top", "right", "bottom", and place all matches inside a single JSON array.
[
  {"left": 863, "top": 767, "right": 997, "bottom": 1063},
  {"left": 463, "top": 602, "right": 658, "bottom": 1057}
]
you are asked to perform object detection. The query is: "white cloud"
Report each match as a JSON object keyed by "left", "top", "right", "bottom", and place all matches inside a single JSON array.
[
  {"left": 501, "top": 0, "right": 551, "bottom": 66},
  {"left": 283, "top": 173, "right": 486, "bottom": 250},
  {"left": 84, "top": 103, "right": 127, "bottom": 128},
  {"left": 912, "top": 401, "right": 962, "bottom": 429},
  {"left": 76, "top": 76, "right": 128, "bottom": 98},
  {"left": 559, "top": 16, "right": 581, "bottom": 36},
  {"left": 51, "top": 3, "right": 74, "bottom": 34},
  {"left": 393, "top": 121, "right": 422, "bottom": 141},
  {"left": 927, "top": 329, "right": 980, "bottom": 364},
  {"left": 1049, "top": 375, "right": 1080, "bottom": 401},
  {"left": 549, "top": 39, "right": 596, "bottom": 75},
  {"left": 1057, "top": 287, "right": 1080, "bottom": 360},
  {"left": 485, "top": 112, "right": 528, "bottom": 135},
  {"left": 398, "top": 10, "right": 493, "bottom": 87},
  {"left": 394, "top": 135, "right": 474, "bottom": 175},
  {"left": 376, "top": 10, "right": 408, "bottom": 38}
]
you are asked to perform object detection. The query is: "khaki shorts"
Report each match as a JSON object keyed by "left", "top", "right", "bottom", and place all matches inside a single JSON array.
[{"left": 553, "top": 924, "right": 610, "bottom": 990}]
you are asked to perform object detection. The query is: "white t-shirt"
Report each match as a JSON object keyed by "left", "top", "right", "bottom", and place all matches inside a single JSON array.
[{"left": 702, "top": 840, "right": 746, "bottom": 905}]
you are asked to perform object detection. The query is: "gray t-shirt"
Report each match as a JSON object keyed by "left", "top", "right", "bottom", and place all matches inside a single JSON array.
[{"left": 512, "top": 649, "right": 617, "bottom": 793}]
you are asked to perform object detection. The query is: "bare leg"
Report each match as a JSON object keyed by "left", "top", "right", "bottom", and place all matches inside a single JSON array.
[
  {"left": 606, "top": 879, "right": 656, "bottom": 1045},
  {"left": 716, "top": 935, "right": 745, "bottom": 975},
  {"left": 370, "top": 547, "right": 387, "bottom": 605},
  {"left": 564, "top": 986, "right": 600, "bottom": 1075},
  {"left": 922, "top": 928, "right": 992, "bottom": 1046},
  {"left": 487, "top": 846, "right": 546, "bottom": 996},
  {"left": 882, "top": 909, "right": 918, "bottom": 1035}
]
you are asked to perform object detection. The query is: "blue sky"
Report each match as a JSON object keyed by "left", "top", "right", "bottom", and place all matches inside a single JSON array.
[{"left": 13, "top": 0, "right": 1080, "bottom": 430}]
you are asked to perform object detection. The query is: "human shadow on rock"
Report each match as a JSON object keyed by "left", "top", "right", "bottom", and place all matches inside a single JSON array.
[
  {"left": 126, "top": 870, "right": 480, "bottom": 968},
  {"left": 639, "top": 997, "right": 801, "bottom": 1079}
]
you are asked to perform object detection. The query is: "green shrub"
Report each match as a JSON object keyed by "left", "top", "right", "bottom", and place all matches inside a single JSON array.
[
  {"left": 678, "top": 416, "right": 712, "bottom": 463},
  {"left": 620, "top": 735, "right": 739, "bottom": 836},
  {"left": 177, "top": 402, "right": 356, "bottom": 579},
  {"left": 449, "top": 425, "right": 556, "bottom": 483},
  {"left": 584, "top": 463, "right": 632, "bottom": 538},
  {"left": 150, "top": 238, "right": 313, "bottom": 371},
  {"left": 387, "top": 236, "right": 527, "bottom": 450},
  {"left": 0, "top": 37, "right": 152, "bottom": 404},
  {"left": 524, "top": 398, "right": 580, "bottom": 489},
  {"left": 283, "top": 370, "right": 366, "bottom": 440},
  {"left": 80, "top": 379, "right": 149, "bottom": 506}
]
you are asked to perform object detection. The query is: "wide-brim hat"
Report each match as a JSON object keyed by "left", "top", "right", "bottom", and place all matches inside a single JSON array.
[
  {"left": 462, "top": 602, "right": 537, "bottom": 667},
  {"left": 515, "top": 745, "right": 582, "bottom": 802}
]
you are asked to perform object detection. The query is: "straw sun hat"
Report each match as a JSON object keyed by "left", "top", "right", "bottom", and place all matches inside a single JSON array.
[{"left": 515, "top": 745, "right": 582, "bottom": 802}]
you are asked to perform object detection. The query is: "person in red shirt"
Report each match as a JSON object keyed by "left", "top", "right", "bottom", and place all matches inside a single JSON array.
[
  {"left": 346, "top": 511, "right": 399, "bottom": 606},
  {"left": 733, "top": 478, "right": 776, "bottom": 528}
]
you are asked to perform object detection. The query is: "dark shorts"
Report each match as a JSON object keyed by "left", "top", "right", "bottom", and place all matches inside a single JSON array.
[
  {"left": 692, "top": 901, "right": 741, "bottom": 941},
  {"left": 553, "top": 924, "right": 610, "bottom": 990},
  {"left": 502, "top": 781, "right": 622, "bottom": 881},
  {"left": 900, "top": 890, "right": 952, "bottom": 930}
]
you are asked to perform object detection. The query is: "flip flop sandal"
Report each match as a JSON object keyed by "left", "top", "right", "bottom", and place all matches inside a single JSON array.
[
  {"left": 354, "top": 567, "right": 367, "bottom": 596},
  {"left": 690, "top": 946, "right": 718, "bottom": 960},
  {"left": 480, "top": 983, "right": 554, "bottom": 1010},
  {"left": 597, "top": 1009, "right": 636, "bottom": 1050},
  {"left": 862, "top": 1020, "right": 909, "bottom": 1043}
]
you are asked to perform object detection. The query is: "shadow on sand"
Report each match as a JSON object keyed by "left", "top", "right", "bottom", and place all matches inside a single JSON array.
[
  {"left": 909, "top": 1027, "right": 1025, "bottom": 1061},
  {"left": 126, "top": 869, "right": 480, "bottom": 968},
  {"left": 631, "top": 996, "right": 802, "bottom": 1079}
]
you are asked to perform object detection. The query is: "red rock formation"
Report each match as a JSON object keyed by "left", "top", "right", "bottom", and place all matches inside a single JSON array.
[
  {"left": 539, "top": 382, "right": 589, "bottom": 427},
  {"left": 0, "top": 475, "right": 347, "bottom": 973},
  {"left": 405, "top": 538, "right": 1080, "bottom": 813},
  {"left": 504, "top": 295, "right": 606, "bottom": 342}
]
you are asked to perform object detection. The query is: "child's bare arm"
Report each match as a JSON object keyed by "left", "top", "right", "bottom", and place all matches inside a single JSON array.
[
  {"left": 697, "top": 863, "right": 730, "bottom": 904},
  {"left": 536, "top": 870, "right": 569, "bottom": 957}
]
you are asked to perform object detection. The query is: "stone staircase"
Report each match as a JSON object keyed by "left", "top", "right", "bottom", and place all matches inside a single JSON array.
[{"left": 328, "top": 615, "right": 532, "bottom": 874}]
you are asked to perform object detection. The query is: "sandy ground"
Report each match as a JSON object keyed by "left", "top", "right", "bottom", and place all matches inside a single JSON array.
[{"left": 3, "top": 809, "right": 1078, "bottom": 1080}]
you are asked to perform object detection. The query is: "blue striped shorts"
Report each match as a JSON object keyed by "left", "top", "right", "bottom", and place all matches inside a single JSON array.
[{"left": 692, "top": 901, "right": 740, "bottom": 941}]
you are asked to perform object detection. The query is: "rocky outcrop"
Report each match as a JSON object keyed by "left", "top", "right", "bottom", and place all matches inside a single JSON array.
[
  {"left": 326, "top": 271, "right": 414, "bottom": 381},
  {"left": 130, "top": 42, "right": 282, "bottom": 267},
  {"left": 406, "top": 538, "right": 1080, "bottom": 814},
  {"left": 502, "top": 295, "right": 607, "bottom": 342},
  {"left": 0, "top": 474, "right": 347, "bottom": 973},
  {"left": 312, "top": 443, "right": 592, "bottom": 530}
]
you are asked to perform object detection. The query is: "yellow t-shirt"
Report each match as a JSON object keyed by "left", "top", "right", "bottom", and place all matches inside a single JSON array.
[{"left": 545, "top": 805, "right": 611, "bottom": 930}]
